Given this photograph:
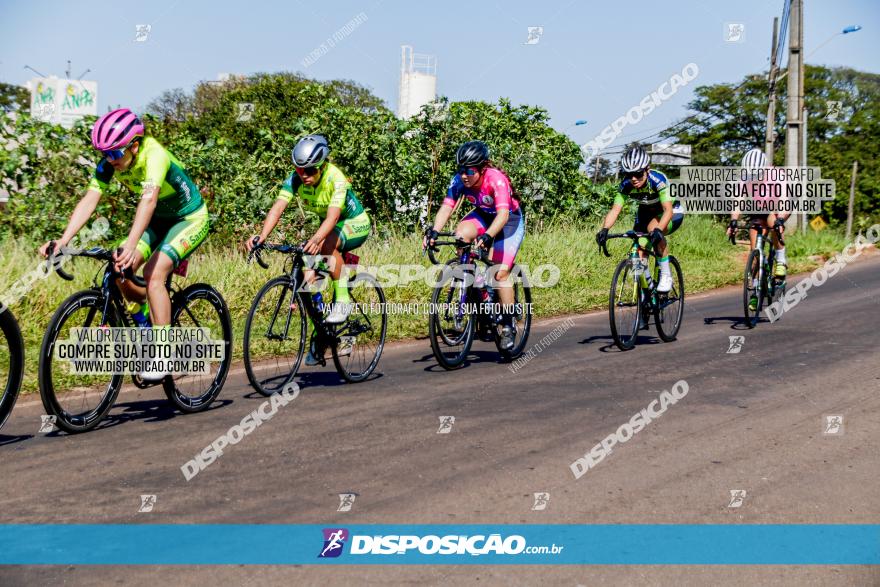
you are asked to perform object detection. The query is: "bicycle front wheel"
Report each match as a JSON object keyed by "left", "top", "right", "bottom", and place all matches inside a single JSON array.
[
  {"left": 609, "top": 259, "right": 641, "bottom": 351},
  {"left": 244, "top": 276, "right": 306, "bottom": 396},
  {"left": 163, "top": 283, "right": 232, "bottom": 412},
  {"left": 496, "top": 268, "right": 533, "bottom": 361},
  {"left": 743, "top": 250, "right": 763, "bottom": 328},
  {"left": 655, "top": 256, "right": 684, "bottom": 342},
  {"left": 0, "top": 309, "right": 24, "bottom": 430},
  {"left": 429, "top": 262, "right": 475, "bottom": 369},
  {"left": 38, "top": 291, "right": 124, "bottom": 433},
  {"left": 331, "top": 272, "right": 387, "bottom": 383}
]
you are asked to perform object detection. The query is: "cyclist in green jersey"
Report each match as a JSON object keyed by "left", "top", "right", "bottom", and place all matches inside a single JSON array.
[
  {"left": 40, "top": 108, "right": 209, "bottom": 381},
  {"left": 245, "top": 135, "right": 371, "bottom": 362}
]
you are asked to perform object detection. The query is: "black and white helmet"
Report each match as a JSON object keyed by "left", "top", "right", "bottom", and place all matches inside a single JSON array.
[
  {"left": 741, "top": 148, "right": 768, "bottom": 168},
  {"left": 455, "top": 141, "right": 490, "bottom": 167},
  {"left": 292, "top": 134, "right": 330, "bottom": 167},
  {"left": 620, "top": 146, "right": 650, "bottom": 172}
]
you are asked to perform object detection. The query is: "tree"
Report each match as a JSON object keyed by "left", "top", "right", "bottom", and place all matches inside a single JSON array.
[{"left": 0, "top": 82, "right": 30, "bottom": 113}]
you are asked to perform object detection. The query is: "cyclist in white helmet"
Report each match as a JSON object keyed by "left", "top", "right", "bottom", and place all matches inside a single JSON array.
[
  {"left": 596, "top": 145, "right": 684, "bottom": 293},
  {"left": 726, "top": 148, "right": 789, "bottom": 311}
]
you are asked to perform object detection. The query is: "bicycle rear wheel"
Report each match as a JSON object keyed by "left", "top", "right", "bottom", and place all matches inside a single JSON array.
[
  {"left": 609, "top": 259, "right": 641, "bottom": 350},
  {"left": 0, "top": 309, "right": 24, "bottom": 430},
  {"left": 244, "top": 276, "right": 306, "bottom": 396},
  {"left": 655, "top": 256, "right": 684, "bottom": 342},
  {"left": 38, "top": 291, "right": 123, "bottom": 433},
  {"left": 429, "top": 262, "right": 475, "bottom": 369},
  {"left": 743, "top": 250, "right": 763, "bottom": 328},
  {"left": 163, "top": 284, "right": 232, "bottom": 412},
  {"left": 332, "top": 272, "right": 387, "bottom": 383}
]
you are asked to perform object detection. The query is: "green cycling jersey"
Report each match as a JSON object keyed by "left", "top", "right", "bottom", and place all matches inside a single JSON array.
[
  {"left": 277, "top": 162, "right": 365, "bottom": 220},
  {"left": 88, "top": 136, "right": 203, "bottom": 219}
]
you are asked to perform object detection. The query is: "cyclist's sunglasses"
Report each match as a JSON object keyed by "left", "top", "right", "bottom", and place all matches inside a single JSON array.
[
  {"left": 623, "top": 168, "right": 648, "bottom": 179},
  {"left": 102, "top": 143, "right": 134, "bottom": 161},
  {"left": 458, "top": 166, "right": 480, "bottom": 177},
  {"left": 295, "top": 165, "right": 322, "bottom": 177}
]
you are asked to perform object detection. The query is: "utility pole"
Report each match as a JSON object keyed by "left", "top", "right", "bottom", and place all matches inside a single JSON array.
[
  {"left": 846, "top": 160, "right": 858, "bottom": 239},
  {"left": 764, "top": 17, "right": 779, "bottom": 162},
  {"left": 785, "top": 0, "right": 804, "bottom": 231}
]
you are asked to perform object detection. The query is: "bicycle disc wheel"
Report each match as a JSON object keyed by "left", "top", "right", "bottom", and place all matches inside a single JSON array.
[
  {"left": 0, "top": 309, "right": 24, "bottom": 430},
  {"left": 743, "top": 250, "right": 763, "bottom": 328},
  {"left": 38, "top": 291, "right": 124, "bottom": 433},
  {"left": 331, "top": 272, "right": 387, "bottom": 383},
  {"left": 496, "top": 268, "right": 533, "bottom": 361},
  {"left": 609, "top": 259, "right": 641, "bottom": 351},
  {"left": 163, "top": 284, "right": 232, "bottom": 412},
  {"left": 429, "top": 263, "right": 475, "bottom": 369},
  {"left": 655, "top": 256, "right": 684, "bottom": 342},
  {"left": 244, "top": 276, "right": 306, "bottom": 396}
]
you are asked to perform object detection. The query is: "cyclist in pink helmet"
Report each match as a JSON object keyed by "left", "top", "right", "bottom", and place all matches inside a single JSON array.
[{"left": 40, "top": 108, "right": 210, "bottom": 381}]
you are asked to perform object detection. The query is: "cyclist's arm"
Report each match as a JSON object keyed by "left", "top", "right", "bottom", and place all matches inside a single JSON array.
[
  {"left": 256, "top": 198, "right": 289, "bottom": 244},
  {"left": 312, "top": 206, "right": 341, "bottom": 244},
  {"left": 602, "top": 202, "right": 624, "bottom": 230},
  {"left": 657, "top": 200, "right": 673, "bottom": 232},
  {"left": 432, "top": 203, "right": 454, "bottom": 232},
  {"left": 485, "top": 208, "right": 509, "bottom": 238},
  {"left": 50, "top": 189, "right": 102, "bottom": 251},
  {"left": 123, "top": 184, "right": 160, "bottom": 251}
]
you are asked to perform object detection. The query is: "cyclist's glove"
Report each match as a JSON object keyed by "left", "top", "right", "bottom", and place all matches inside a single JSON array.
[
  {"left": 596, "top": 227, "right": 609, "bottom": 247},
  {"left": 650, "top": 228, "right": 665, "bottom": 249},
  {"left": 476, "top": 233, "right": 494, "bottom": 249},
  {"left": 728, "top": 219, "right": 738, "bottom": 231},
  {"left": 424, "top": 227, "right": 439, "bottom": 241},
  {"left": 773, "top": 217, "right": 786, "bottom": 230}
]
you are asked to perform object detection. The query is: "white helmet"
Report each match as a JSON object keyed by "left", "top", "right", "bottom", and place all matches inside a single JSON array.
[
  {"left": 741, "top": 148, "right": 768, "bottom": 168},
  {"left": 621, "top": 146, "right": 650, "bottom": 173}
]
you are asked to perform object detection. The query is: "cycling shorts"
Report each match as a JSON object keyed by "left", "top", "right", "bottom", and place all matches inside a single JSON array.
[
  {"left": 132, "top": 204, "right": 210, "bottom": 267},
  {"left": 459, "top": 208, "right": 525, "bottom": 268},
  {"left": 331, "top": 211, "right": 371, "bottom": 252}
]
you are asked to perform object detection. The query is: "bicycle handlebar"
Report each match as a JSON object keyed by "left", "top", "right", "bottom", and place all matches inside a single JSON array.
[
  {"left": 727, "top": 223, "right": 785, "bottom": 247},
  {"left": 248, "top": 240, "right": 306, "bottom": 270},
  {"left": 423, "top": 231, "right": 491, "bottom": 265},
  {"left": 47, "top": 243, "right": 147, "bottom": 286},
  {"left": 600, "top": 231, "right": 651, "bottom": 258}
]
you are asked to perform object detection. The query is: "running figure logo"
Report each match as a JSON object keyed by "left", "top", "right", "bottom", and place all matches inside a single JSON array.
[
  {"left": 524, "top": 27, "right": 544, "bottom": 45},
  {"left": 823, "top": 415, "right": 844, "bottom": 435},
  {"left": 437, "top": 416, "right": 455, "bottom": 434},
  {"left": 337, "top": 493, "right": 356, "bottom": 512},
  {"left": 318, "top": 528, "right": 349, "bottom": 558},
  {"left": 727, "top": 336, "right": 745, "bottom": 354},
  {"left": 138, "top": 494, "right": 156, "bottom": 513},
  {"left": 532, "top": 492, "right": 550, "bottom": 511},
  {"left": 728, "top": 489, "right": 746, "bottom": 508},
  {"left": 38, "top": 415, "right": 57, "bottom": 433},
  {"left": 724, "top": 23, "right": 745, "bottom": 43}
]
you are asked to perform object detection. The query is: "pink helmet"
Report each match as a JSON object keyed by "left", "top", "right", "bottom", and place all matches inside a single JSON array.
[{"left": 91, "top": 108, "right": 144, "bottom": 151}]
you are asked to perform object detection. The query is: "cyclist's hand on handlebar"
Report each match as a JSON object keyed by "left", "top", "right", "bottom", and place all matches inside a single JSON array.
[
  {"left": 595, "top": 227, "right": 609, "bottom": 247},
  {"left": 726, "top": 219, "right": 738, "bottom": 238},
  {"left": 423, "top": 227, "right": 439, "bottom": 249},
  {"left": 113, "top": 245, "right": 138, "bottom": 272},
  {"left": 649, "top": 228, "right": 665, "bottom": 249},
  {"left": 774, "top": 217, "right": 786, "bottom": 234},
  {"left": 39, "top": 240, "right": 59, "bottom": 258},
  {"left": 475, "top": 233, "right": 493, "bottom": 250},
  {"left": 303, "top": 238, "right": 321, "bottom": 255},
  {"left": 245, "top": 235, "right": 262, "bottom": 253}
]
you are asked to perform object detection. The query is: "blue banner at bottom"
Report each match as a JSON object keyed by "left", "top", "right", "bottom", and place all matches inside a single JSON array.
[{"left": 0, "top": 524, "right": 877, "bottom": 565}]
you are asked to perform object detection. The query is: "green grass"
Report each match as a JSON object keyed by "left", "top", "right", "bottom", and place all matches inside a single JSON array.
[{"left": 0, "top": 216, "right": 852, "bottom": 395}]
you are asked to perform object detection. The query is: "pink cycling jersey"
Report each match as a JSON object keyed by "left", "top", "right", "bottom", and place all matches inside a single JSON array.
[{"left": 443, "top": 167, "right": 520, "bottom": 215}]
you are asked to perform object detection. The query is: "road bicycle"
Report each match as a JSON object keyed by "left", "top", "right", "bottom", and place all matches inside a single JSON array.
[
  {"left": 244, "top": 241, "right": 387, "bottom": 394},
  {"left": 425, "top": 231, "right": 532, "bottom": 369},
  {"left": 38, "top": 245, "right": 232, "bottom": 433},
  {"left": 600, "top": 231, "right": 684, "bottom": 350},
  {"left": 730, "top": 222, "right": 786, "bottom": 328},
  {"left": 0, "top": 307, "right": 24, "bottom": 431}
]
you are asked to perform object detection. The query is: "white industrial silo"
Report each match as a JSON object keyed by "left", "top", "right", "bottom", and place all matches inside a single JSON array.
[{"left": 397, "top": 45, "right": 437, "bottom": 119}]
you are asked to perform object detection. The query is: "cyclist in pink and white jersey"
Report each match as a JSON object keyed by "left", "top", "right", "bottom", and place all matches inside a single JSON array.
[{"left": 424, "top": 141, "right": 525, "bottom": 351}]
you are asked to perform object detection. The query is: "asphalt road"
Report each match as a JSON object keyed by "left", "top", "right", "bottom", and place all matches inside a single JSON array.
[{"left": 1, "top": 255, "right": 878, "bottom": 586}]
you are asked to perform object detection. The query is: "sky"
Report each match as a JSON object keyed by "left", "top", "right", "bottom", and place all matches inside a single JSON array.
[{"left": 2, "top": 0, "right": 878, "bottom": 155}]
